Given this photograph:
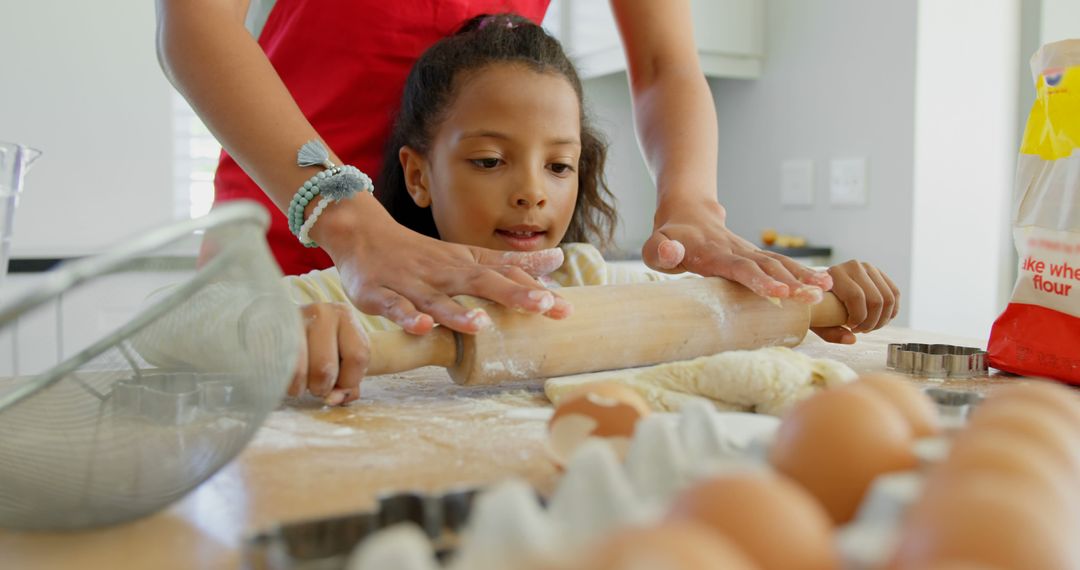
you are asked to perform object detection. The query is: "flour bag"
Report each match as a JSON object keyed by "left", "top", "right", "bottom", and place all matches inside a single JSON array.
[{"left": 989, "top": 39, "right": 1080, "bottom": 383}]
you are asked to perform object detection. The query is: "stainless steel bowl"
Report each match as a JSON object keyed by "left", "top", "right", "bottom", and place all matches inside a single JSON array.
[{"left": 0, "top": 202, "right": 301, "bottom": 529}]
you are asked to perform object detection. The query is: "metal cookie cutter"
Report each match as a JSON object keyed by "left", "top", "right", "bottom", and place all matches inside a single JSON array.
[
  {"left": 112, "top": 371, "right": 240, "bottom": 425},
  {"left": 244, "top": 487, "right": 480, "bottom": 570},
  {"left": 887, "top": 343, "right": 988, "bottom": 378}
]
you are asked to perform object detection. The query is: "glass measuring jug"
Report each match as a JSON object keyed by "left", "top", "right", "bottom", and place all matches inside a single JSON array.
[{"left": 0, "top": 142, "right": 42, "bottom": 285}]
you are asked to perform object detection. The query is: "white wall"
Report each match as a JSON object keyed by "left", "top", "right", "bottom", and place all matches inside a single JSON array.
[
  {"left": 586, "top": 0, "right": 1032, "bottom": 338},
  {"left": 581, "top": 74, "right": 657, "bottom": 255},
  {"left": 909, "top": 0, "right": 1020, "bottom": 338},
  {"left": 1041, "top": 0, "right": 1080, "bottom": 44},
  {"left": 1, "top": 1, "right": 175, "bottom": 258},
  {"left": 707, "top": 0, "right": 918, "bottom": 325}
]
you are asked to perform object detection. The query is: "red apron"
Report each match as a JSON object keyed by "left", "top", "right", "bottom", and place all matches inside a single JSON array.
[{"left": 214, "top": 0, "right": 550, "bottom": 275}]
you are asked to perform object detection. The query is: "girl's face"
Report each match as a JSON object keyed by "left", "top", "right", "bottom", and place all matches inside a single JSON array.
[{"left": 400, "top": 63, "right": 581, "bottom": 252}]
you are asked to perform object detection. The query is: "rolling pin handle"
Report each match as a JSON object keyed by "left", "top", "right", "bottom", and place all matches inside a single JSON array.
[
  {"left": 365, "top": 326, "right": 459, "bottom": 376},
  {"left": 809, "top": 293, "right": 849, "bottom": 328}
]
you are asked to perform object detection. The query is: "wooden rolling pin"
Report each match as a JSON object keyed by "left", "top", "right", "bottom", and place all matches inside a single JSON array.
[{"left": 365, "top": 277, "right": 848, "bottom": 385}]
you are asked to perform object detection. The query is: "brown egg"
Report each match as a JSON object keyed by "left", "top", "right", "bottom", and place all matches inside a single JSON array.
[
  {"left": 935, "top": 429, "right": 1074, "bottom": 502},
  {"left": 578, "top": 521, "right": 760, "bottom": 570},
  {"left": 846, "top": 373, "right": 940, "bottom": 437},
  {"left": 917, "top": 563, "right": 1001, "bottom": 570},
  {"left": 667, "top": 472, "right": 837, "bottom": 570},
  {"left": 981, "top": 381, "right": 1080, "bottom": 428},
  {"left": 890, "top": 474, "right": 1077, "bottom": 570},
  {"left": 769, "top": 388, "right": 917, "bottom": 524},
  {"left": 547, "top": 382, "right": 650, "bottom": 466},
  {"left": 966, "top": 402, "right": 1080, "bottom": 476}
]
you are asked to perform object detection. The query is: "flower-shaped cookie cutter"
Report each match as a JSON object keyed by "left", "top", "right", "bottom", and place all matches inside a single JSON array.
[
  {"left": 886, "top": 343, "right": 988, "bottom": 378},
  {"left": 112, "top": 371, "right": 240, "bottom": 426}
]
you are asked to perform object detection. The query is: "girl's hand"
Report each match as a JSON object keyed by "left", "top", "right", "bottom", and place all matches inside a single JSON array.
[
  {"left": 318, "top": 199, "right": 571, "bottom": 336},
  {"left": 643, "top": 198, "right": 833, "bottom": 303},
  {"left": 289, "top": 302, "right": 370, "bottom": 405},
  {"left": 811, "top": 260, "right": 901, "bottom": 344}
]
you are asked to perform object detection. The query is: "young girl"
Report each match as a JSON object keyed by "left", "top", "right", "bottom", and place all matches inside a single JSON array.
[{"left": 285, "top": 14, "right": 900, "bottom": 405}]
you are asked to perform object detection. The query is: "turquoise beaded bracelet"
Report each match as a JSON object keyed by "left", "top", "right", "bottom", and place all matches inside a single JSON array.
[{"left": 287, "top": 141, "right": 374, "bottom": 247}]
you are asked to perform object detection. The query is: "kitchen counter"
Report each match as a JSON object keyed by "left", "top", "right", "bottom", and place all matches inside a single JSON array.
[{"left": 0, "top": 327, "right": 1018, "bottom": 570}]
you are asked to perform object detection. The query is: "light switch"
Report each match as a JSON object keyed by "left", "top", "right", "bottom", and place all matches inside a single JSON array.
[
  {"left": 829, "top": 158, "right": 868, "bottom": 206},
  {"left": 780, "top": 159, "right": 814, "bottom": 207}
]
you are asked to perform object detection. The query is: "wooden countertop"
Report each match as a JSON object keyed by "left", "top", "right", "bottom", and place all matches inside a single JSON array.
[{"left": 0, "top": 327, "right": 1011, "bottom": 570}]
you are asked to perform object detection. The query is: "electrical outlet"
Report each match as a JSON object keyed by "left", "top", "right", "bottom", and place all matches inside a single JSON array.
[
  {"left": 780, "top": 159, "right": 814, "bottom": 207},
  {"left": 829, "top": 157, "right": 868, "bottom": 206}
]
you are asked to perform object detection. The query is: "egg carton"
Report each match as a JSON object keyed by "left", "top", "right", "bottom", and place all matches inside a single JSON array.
[
  {"left": 245, "top": 489, "right": 479, "bottom": 570},
  {"left": 243, "top": 388, "right": 978, "bottom": 570}
]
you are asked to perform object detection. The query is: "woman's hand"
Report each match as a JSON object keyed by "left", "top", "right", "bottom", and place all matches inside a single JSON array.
[
  {"left": 316, "top": 196, "right": 572, "bottom": 336},
  {"left": 289, "top": 302, "right": 370, "bottom": 405},
  {"left": 643, "top": 198, "right": 833, "bottom": 302},
  {"left": 811, "top": 260, "right": 901, "bottom": 344}
]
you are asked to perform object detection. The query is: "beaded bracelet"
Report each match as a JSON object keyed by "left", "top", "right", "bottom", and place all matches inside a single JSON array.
[
  {"left": 287, "top": 140, "right": 374, "bottom": 248},
  {"left": 297, "top": 196, "right": 333, "bottom": 247}
]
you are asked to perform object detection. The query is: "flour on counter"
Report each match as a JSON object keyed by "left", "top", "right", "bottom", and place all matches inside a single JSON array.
[{"left": 246, "top": 367, "right": 551, "bottom": 468}]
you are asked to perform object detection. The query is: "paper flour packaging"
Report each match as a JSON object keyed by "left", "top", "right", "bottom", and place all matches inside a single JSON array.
[{"left": 989, "top": 39, "right": 1080, "bottom": 383}]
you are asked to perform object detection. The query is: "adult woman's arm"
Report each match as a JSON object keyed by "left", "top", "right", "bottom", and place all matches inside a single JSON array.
[
  {"left": 609, "top": 0, "right": 832, "bottom": 302},
  {"left": 155, "top": 0, "right": 570, "bottom": 334}
]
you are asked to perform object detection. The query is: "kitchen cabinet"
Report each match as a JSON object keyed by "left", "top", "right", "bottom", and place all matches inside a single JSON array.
[{"left": 543, "top": 0, "right": 765, "bottom": 79}]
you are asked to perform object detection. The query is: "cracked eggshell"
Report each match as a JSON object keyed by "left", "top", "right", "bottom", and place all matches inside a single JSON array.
[{"left": 547, "top": 382, "right": 650, "bottom": 467}]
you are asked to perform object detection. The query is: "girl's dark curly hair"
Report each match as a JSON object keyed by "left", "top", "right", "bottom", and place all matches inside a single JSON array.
[{"left": 377, "top": 13, "right": 617, "bottom": 248}]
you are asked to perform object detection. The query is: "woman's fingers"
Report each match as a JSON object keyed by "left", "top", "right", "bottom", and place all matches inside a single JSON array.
[
  {"left": 644, "top": 227, "right": 827, "bottom": 305},
  {"left": 491, "top": 265, "right": 572, "bottom": 318},
  {"left": 333, "top": 225, "right": 573, "bottom": 335},
  {"left": 640, "top": 232, "right": 689, "bottom": 273},
  {"left": 476, "top": 247, "right": 565, "bottom": 278},
  {"left": 768, "top": 251, "right": 833, "bottom": 291},
  {"left": 356, "top": 287, "right": 433, "bottom": 335},
  {"left": 749, "top": 252, "right": 818, "bottom": 301},
  {"left": 696, "top": 251, "right": 791, "bottom": 298},
  {"left": 641, "top": 231, "right": 686, "bottom": 273}
]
